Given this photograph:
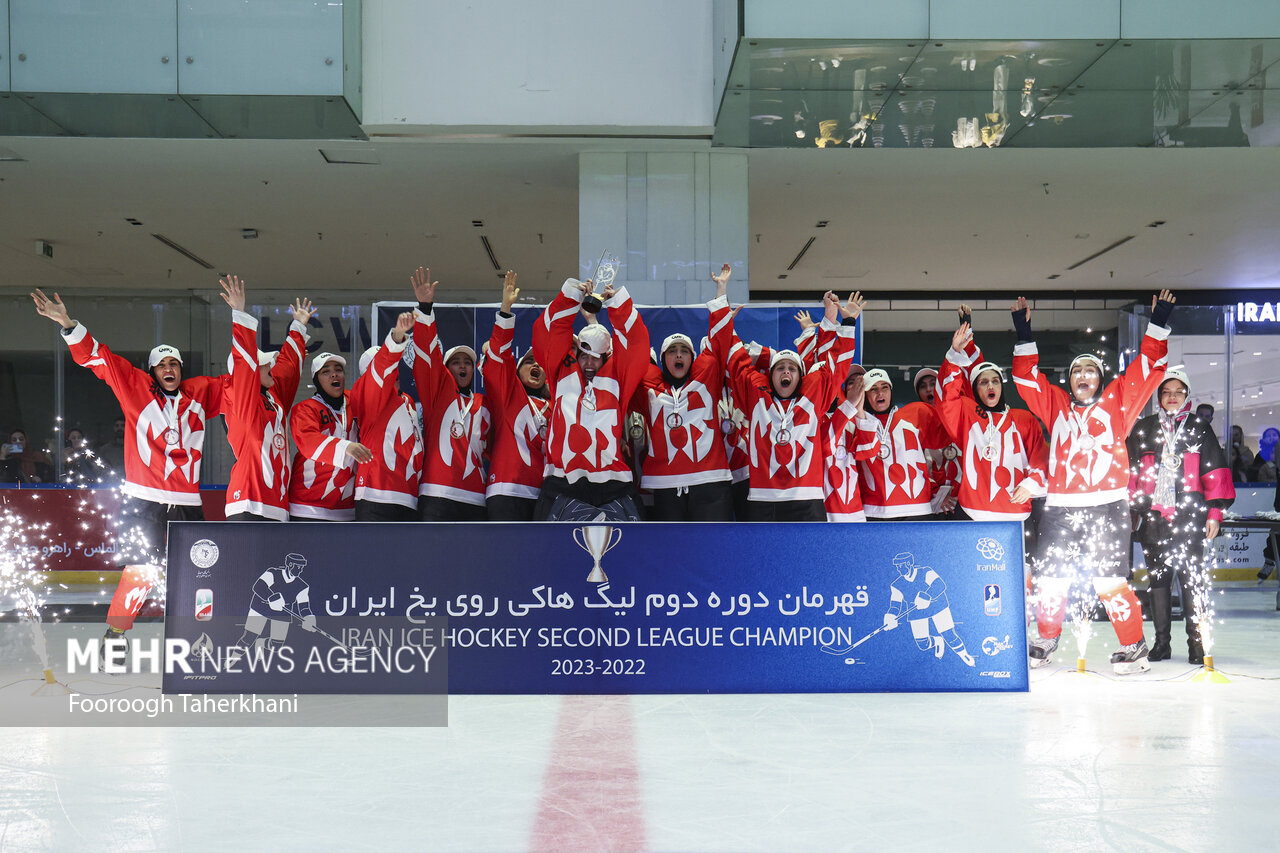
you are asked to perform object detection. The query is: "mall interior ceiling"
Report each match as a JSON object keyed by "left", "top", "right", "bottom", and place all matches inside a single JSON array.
[{"left": 1, "top": 39, "right": 1278, "bottom": 306}]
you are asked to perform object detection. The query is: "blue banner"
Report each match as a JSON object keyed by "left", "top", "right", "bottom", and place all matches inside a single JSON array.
[
  {"left": 165, "top": 521, "right": 1026, "bottom": 694},
  {"left": 371, "top": 302, "right": 862, "bottom": 398}
]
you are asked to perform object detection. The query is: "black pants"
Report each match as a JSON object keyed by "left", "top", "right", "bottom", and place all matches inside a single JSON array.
[
  {"left": 1032, "top": 500, "right": 1129, "bottom": 580},
  {"left": 117, "top": 496, "right": 204, "bottom": 566},
  {"left": 486, "top": 495, "right": 538, "bottom": 521},
  {"left": 419, "top": 496, "right": 488, "bottom": 522},
  {"left": 225, "top": 512, "right": 284, "bottom": 522},
  {"left": 730, "top": 479, "right": 750, "bottom": 522},
  {"left": 649, "top": 481, "right": 734, "bottom": 521},
  {"left": 747, "top": 499, "right": 826, "bottom": 522},
  {"left": 533, "top": 476, "right": 640, "bottom": 522},
  {"left": 355, "top": 500, "right": 419, "bottom": 522}
]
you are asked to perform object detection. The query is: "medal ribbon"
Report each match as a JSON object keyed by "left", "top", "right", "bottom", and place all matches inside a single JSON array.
[{"left": 1152, "top": 410, "right": 1188, "bottom": 508}]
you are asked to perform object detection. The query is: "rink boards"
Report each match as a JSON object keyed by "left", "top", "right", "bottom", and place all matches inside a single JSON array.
[{"left": 164, "top": 521, "right": 1028, "bottom": 694}]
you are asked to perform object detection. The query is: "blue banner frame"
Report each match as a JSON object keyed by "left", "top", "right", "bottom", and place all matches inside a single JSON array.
[{"left": 165, "top": 521, "right": 1027, "bottom": 694}]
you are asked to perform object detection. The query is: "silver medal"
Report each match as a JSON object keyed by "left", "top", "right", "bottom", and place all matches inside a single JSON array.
[
  {"left": 720, "top": 418, "right": 733, "bottom": 435},
  {"left": 835, "top": 446, "right": 848, "bottom": 462},
  {"left": 582, "top": 396, "right": 596, "bottom": 412},
  {"left": 776, "top": 428, "right": 792, "bottom": 444},
  {"left": 666, "top": 412, "right": 683, "bottom": 429},
  {"left": 450, "top": 421, "right": 465, "bottom": 439},
  {"left": 1080, "top": 435, "right": 1096, "bottom": 451},
  {"left": 272, "top": 434, "right": 286, "bottom": 451},
  {"left": 164, "top": 427, "right": 180, "bottom": 446},
  {"left": 982, "top": 443, "right": 999, "bottom": 462},
  {"left": 878, "top": 443, "right": 891, "bottom": 460},
  {"left": 1162, "top": 453, "right": 1182, "bottom": 471},
  {"left": 943, "top": 445, "right": 959, "bottom": 461}
]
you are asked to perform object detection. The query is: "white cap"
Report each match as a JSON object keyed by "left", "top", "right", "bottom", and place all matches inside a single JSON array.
[
  {"left": 226, "top": 349, "right": 276, "bottom": 374},
  {"left": 913, "top": 368, "right": 938, "bottom": 389},
  {"left": 148, "top": 344, "right": 183, "bottom": 368},
  {"left": 1069, "top": 353, "right": 1106, "bottom": 376},
  {"left": 969, "top": 361, "right": 1006, "bottom": 384},
  {"left": 358, "top": 346, "right": 380, "bottom": 375},
  {"left": 1159, "top": 365, "right": 1190, "bottom": 395},
  {"left": 443, "top": 345, "right": 477, "bottom": 366},
  {"left": 769, "top": 349, "right": 805, "bottom": 374},
  {"left": 577, "top": 325, "right": 613, "bottom": 357},
  {"left": 310, "top": 352, "right": 346, "bottom": 377},
  {"left": 864, "top": 368, "right": 893, "bottom": 389},
  {"left": 661, "top": 333, "right": 695, "bottom": 356}
]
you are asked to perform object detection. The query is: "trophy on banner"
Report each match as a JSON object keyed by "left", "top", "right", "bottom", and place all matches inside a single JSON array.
[
  {"left": 580, "top": 250, "right": 619, "bottom": 314},
  {"left": 573, "top": 525, "right": 622, "bottom": 583}
]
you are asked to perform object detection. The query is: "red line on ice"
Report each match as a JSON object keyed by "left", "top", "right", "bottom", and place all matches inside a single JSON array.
[{"left": 529, "top": 695, "right": 646, "bottom": 852}]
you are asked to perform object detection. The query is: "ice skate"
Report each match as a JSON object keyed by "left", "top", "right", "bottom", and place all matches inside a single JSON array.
[
  {"left": 95, "top": 627, "right": 128, "bottom": 673},
  {"left": 1028, "top": 636, "right": 1057, "bottom": 668},
  {"left": 1111, "top": 640, "right": 1151, "bottom": 675}
]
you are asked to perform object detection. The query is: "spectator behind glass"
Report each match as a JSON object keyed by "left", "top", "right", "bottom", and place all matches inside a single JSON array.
[
  {"left": 1195, "top": 403, "right": 1214, "bottom": 423},
  {"left": 1248, "top": 426, "right": 1278, "bottom": 482},
  {"left": 1229, "top": 424, "right": 1253, "bottom": 483},
  {"left": 0, "top": 428, "right": 54, "bottom": 483},
  {"left": 96, "top": 416, "right": 127, "bottom": 481}
]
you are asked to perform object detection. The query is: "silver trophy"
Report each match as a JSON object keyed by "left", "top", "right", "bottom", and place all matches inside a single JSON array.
[
  {"left": 573, "top": 524, "right": 622, "bottom": 583},
  {"left": 580, "top": 250, "right": 619, "bottom": 314}
]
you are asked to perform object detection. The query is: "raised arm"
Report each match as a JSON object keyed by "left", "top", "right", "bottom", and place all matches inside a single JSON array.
[
  {"left": 269, "top": 297, "right": 313, "bottom": 403},
  {"left": 33, "top": 288, "right": 155, "bottom": 402},
  {"left": 1009, "top": 296, "right": 1066, "bottom": 427},
  {"left": 1114, "top": 290, "right": 1174, "bottom": 434},
  {"left": 601, "top": 283, "right": 651, "bottom": 402},
  {"left": 220, "top": 275, "right": 268, "bottom": 430},
  {"left": 534, "top": 277, "right": 590, "bottom": 388},
  {"left": 353, "top": 312, "right": 413, "bottom": 416},
  {"left": 483, "top": 271, "right": 523, "bottom": 410},
  {"left": 408, "top": 266, "right": 458, "bottom": 406}
]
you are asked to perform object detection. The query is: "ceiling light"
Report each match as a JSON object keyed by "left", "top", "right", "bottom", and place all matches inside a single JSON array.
[
  {"left": 795, "top": 129, "right": 806, "bottom": 138},
  {"left": 830, "top": 58, "right": 840, "bottom": 68}
]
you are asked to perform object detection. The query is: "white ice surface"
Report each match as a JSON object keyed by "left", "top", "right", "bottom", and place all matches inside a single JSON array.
[{"left": 0, "top": 585, "right": 1277, "bottom": 852}]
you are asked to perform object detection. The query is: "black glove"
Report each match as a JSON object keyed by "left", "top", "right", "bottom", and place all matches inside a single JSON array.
[
  {"left": 1011, "top": 307, "right": 1033, "bottom": 343},
  {"left": 1150, "top": 297, "right": 1175, "bottom": 328},
  {"left": 417, "top": 301, "right": 434, "bottom": 315},
  {"left": 959, "top": 310, "right": 972, "bottom": 329},
  {"left": 841, "top": 316, "right": 857, "bottom": 327}
]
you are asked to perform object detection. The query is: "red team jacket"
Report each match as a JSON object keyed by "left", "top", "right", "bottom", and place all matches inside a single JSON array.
[
  {"left": 937, "top": 341, "right": 1048, "bottom": 521},
  {"left": 633, "top": 301, "right": 733, "bottom": 490},
  {"left": 1012, "top": 322, "right": 1169, "bottom": 507},
  {"left": 353, "top": 333, "right": 423, "bottom": 510},
  {"left": 858, "top": 402, "right": 950, "bottom": 519},
  {"left": 822, "top": 399, "right": 882, "bottom": 521},
  {"left": 225, "top": 311, "right": 308, "bottom": 520},
  {"left": 64, "top": 323, "right": 224, "bottom": 506},
  {"left": 711, "top": 297, "right": 856, "bottom": 503},
  {"left": 533, "top": 282, "right": 651, "bottom": 485},
  {"left": 411, "top": 309, "right": 490, "bottom": 506},
  {"left": 483, "top": 312, "right": 552, "bottom": 501},
  {"left": 288, "top": 391, "right": 360, "bottom": 521}
]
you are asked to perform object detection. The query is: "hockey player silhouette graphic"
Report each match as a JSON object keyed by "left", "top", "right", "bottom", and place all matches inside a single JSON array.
[
  {"left": 882, "top": 552, "right": 976, "bottom": 666},
  {"left": 227, "top": 553, "right": 316, "bottom": 661}
]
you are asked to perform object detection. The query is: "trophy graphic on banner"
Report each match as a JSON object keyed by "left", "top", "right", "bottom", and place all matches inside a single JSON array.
[
  {"left": 580, "top": 250, "right": 619, "bottom": 315},
  {"left": 573, "top": 525, "right": 622, "bottom": 583}
]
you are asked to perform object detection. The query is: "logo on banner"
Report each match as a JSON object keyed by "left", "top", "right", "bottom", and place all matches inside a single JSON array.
[
  {"left": 981, "top": 635, "right": 1013, "bottom": 656},
  {"left": 195, "top": 588, "right": 213, "bottom": 621},
  {"left": 983, "top": 584, "right": 1001, "bottom": 616},
  {"left": 190, "top": 539, "right": 220, "bottom": 569},
  {"left": 975, "top": 538, "right": 1005, "bottom": 561}
]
